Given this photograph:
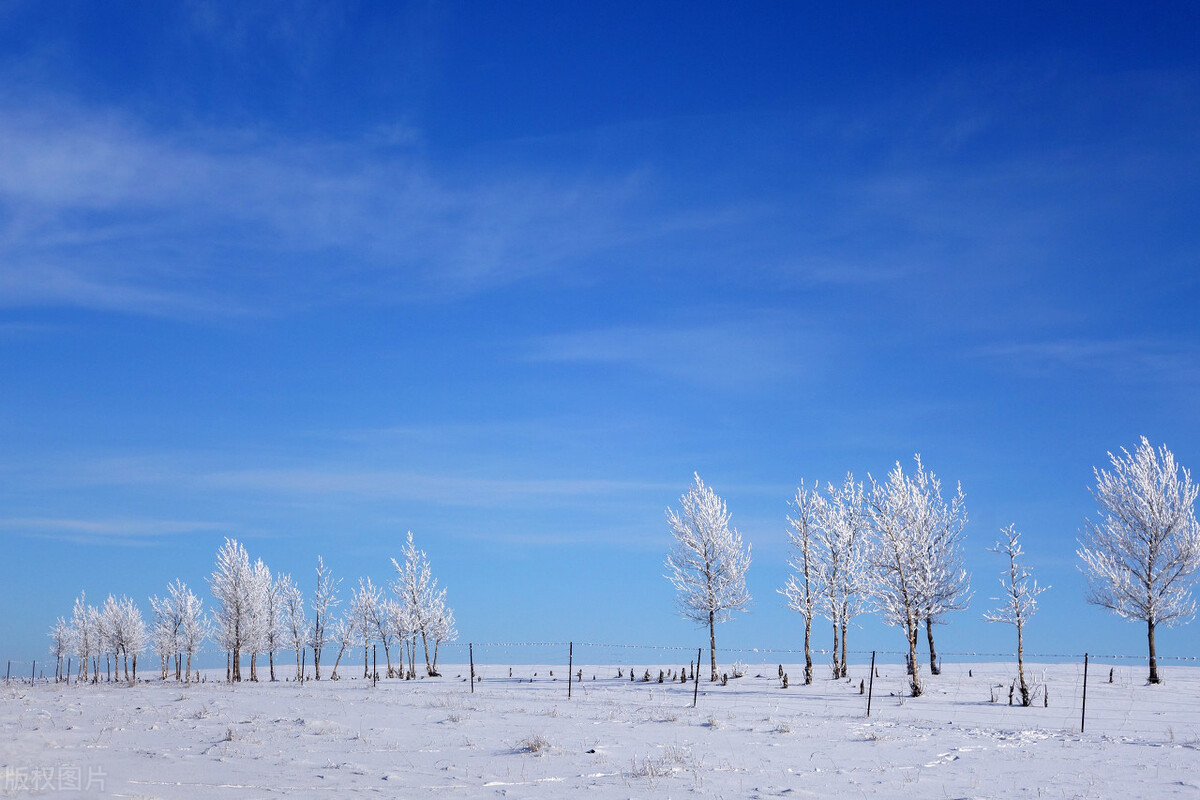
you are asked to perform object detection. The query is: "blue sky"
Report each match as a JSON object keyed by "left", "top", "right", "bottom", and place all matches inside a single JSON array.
[{"left": 3, "top": 1, "right": 1200, "bottom": 668}]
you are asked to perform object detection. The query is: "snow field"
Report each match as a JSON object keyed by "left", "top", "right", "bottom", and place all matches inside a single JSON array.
[{"left": 3, "top": 661, "right": 1200, "bottom": 798}]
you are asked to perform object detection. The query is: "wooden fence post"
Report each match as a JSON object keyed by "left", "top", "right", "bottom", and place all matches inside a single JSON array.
[
  {"left": 373, "top": 646, "right": 377, "bottom": 688},
  {"left": 1081, "top": 653, "right": 1089, "bottom": 733},
  {"left": 867, "top": 651, "right": 876, "bottom": 717},
  {"left": 469, "top": 644, "right": 475, "bottom": 693},
  {"left": 568, "top": 642, "right": 574, "bottom": 700},
  {"left": 693, "top": 648, "right": 702, "bottom": 708}
]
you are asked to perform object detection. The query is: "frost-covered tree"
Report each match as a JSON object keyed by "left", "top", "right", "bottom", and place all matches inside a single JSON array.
[
  {"left": 259, "top": 568, "right": 286, "bottom": 682},
  {"left": 100, "top": 595, "right": 145, "bottom": 681},
  {"left": 386, "top": 596, "right": 416, "bottom": 679},
  {"left": 426, "top": 587, "right": 457, "bottom": 675},
  {"left": 209, "top": 538, "right": 255, "bottom": 682},
  {"left": 277, "top": 573, "right": 306, "bottom": 680},
  {"left": 908, "top": 457, "right": 970, "bottom": 675},
  {"left": 328, "top": 613, "right": 356, "bottom": 680},
  {"left": 391, "top": 531, "right": 456, "bottom": 677},
  {"left": 48, "top": 617, "right": 72, "bottom": 682},
  {"left": 780, "top": 480, "right": 822, "bottom": 684},
  {"left": 245, "top": 558, "right": 276, "bottom": 682},
  {"left": 665, "top": 473, "right": 752, "bottom": 682},
  {"left": 176, "top": 583, "right": 209, "bottom": 683},
  {"left": 69, "top": 593, "right": 99, "bottom": 682},
  {"left": 376, "top": 598, "right": 400, "bottom": 677},
  {"left": 867, "top": 460, "right": 927, "bottom": 696},
  {"left": 309, "top": 556, "right": 340, "bottom": 680},
  {"left": 1078, "top": 437, "right": 1200, "bottom": 684},
  {"left": 150, "top": 586, "right": 183, "bottom": 681},
  {"left": 985, "top": 524, "right": 1047, "bottom": 707},
  {"left": 814, "top": 474, "right": 871, "bottom": 679},
  {"left": 351, "top": 578, "right": 382, "bottom": 678}
]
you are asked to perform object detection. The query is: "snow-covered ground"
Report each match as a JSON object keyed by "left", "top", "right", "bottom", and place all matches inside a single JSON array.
[{"left": 3, "top": 661, "right": 1199, "bottom": 798}]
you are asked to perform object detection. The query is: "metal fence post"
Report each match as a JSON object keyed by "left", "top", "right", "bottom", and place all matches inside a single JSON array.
[
  {"left": 568, "top": 642, "right": 574, "bottom": 699},
  {"left": 867, "top": 651, "right": 876, "bottom": 717}
]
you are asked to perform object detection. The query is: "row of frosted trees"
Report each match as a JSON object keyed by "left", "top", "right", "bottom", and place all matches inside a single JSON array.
[
  {"left": 666, "top": 437, "right": 1200, "bottom": 701},
  {"left": 48, "top": 531, "right": 456, "bottom": 684}
]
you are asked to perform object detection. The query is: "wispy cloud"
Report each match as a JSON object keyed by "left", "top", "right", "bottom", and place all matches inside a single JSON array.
[
  {"left": 0, "top": 101, "right": 669, "bottom": 316},
  {"left": 0, "top": 516, "right": 233, "bottom": 546},
  {"left": 971, "top": 338, "right": 1200, "bottom": 382},
  {"left": 198, "top": 469, "right": 671, "bottom": 507},
  {"left": 523, "top": 317, "right": 817, "bottom": 388}
]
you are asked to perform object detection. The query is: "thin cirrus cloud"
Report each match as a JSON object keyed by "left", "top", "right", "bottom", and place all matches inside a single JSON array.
[
  {"left": 972, "top": 338, "right": 1200, "bottom": 382},
  {"left": 196, "top": 468, "right": 671, "bottom": 508},
  {"left": 0, "top": 516, "right": 234, "bottom": 546},
  {"left": 0, "top": 102, "right": 664, "bottom": 316},
  {"left": 523, "top": 319, "right": 816, "bottom": 388}
]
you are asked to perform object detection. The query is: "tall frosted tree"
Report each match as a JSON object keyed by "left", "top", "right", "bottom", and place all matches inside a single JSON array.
[
  {"left": 391, "top": 531, "right": 456, "bottom": 677},
  {"left": 866, "top": 460, "right": 927, "bottom": 697},
  {"left": 309, "top": 556, "right": 340, "bottom": 680},
  {"left": 665, "top": 473, "right": 752, "bottom": 682},
  {"left": 1078, "top": 437, "right": 1200, "bottom": 684},
  {"left": 780, "top": 480, "right": 822, "bottom": 684},
  {"left": 985, "top": 524, "right": 1047, "bottom": 707},
  {"left": 209, "top": 538, "right": 254, "bottom": 682},
  {"left": 277, "top": 573, "right": 307, "bottom": 681},
  {"left": 814, "top": 474, "right": 871, "bottom": 679},
  {"left": 48, "top": 617, "right": 72, "bottom": 682},
  {"left": 908, "top": 456, "right": 971, "bottom": 675}
]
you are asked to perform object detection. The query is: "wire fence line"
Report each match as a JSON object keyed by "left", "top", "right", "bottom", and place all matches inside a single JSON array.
[{"left": 6, "top": 644, "right": 1200, "bottom": 744}]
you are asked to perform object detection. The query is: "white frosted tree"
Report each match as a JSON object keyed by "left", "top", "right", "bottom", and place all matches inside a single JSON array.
[
  {"left": 780, "top": 480, "right": 823, "bottom": 684},
  {"left": 100, "top": 595, "right": 145, "bottom": 681},
  {"left": 176, "top": 583, "right": 209, "bottom": 683},
  {"left": 908, "top": 456, "right": 971, "bottom": 675},
  {"left": 984, "top": 524, "right": 1047, "bottom": 706},
  {"left": 209, "top": 538, "right": 254, "bottom": 682},
  {"left": 386, "top": 596, "right": 416, "bottom": 679},
  {"left": 866, "top": 460, "right": 927, "bottom": 697},
  {"left": 278, "top": 573, "right": 306, "bottom": 680},
  {"left": 813, "top": 474, "right": 871, "bottom": 679},
  {"left": 48, "top": 617, "right": 72, "bottom": 682},
  {"left": 1078, "top": 437, "right": 1200, "bottom": 684},
  {"left": 665, "top": 473, "right": 752, "bottom": 682},
  {"left": 150, "top": 586, "right": 183, "bottom": 681},
  {"left": 351, "top": 578, "right": 382, "bottom": 678},
  {"left": 328, "top": 613, "right": 356, "bottom": 680},
  {"left": 70, "top": 593, "right": 99, "bottom": 683},
  {"left": 309, "top": 556, "right": 340, "bottom": 680},
  {"left": 391, "top": 531, "right": 455, "bottom": 677}
]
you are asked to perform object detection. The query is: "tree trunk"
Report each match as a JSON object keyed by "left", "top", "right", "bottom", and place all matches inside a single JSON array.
[
  {"left": 186, "top": 651, "right": 193, "bottom": 684},
  {"left": 132, "top": 655, "right": 137, "bottom": 681},
  {"left": 830, "top": 621, "right": 840, "bottom": 679},
  {"left": 421, "top": 631, "right": 435, "bottom": 676},
  {"left": 314, "top": 646, "right": 322, "bottom": 680},
  {"left": 161, "top": 656, "right": 168, "bottom": 681},
  {"left": 383, "top": 642, "right": 393, "bottom": 678},
  {"left": 295, "top": 647, "right": 303, "bottom": 681},
  {"left": 803, "top": 615, "right": 813, "bottom": 685},
  {"left": 175, "top": 653, "right": 181, "bottom": 681},
  {"left": 331, "top": 645, "right": 347, "bottom": 680},
  {"left": 1148, "top": 619, "right": 1160, "bottom": 684},
  {"left": 925, "top": 617, "right": 940, "bottom": 676},
  {"left": 709, "top": 609, "right": 717, "bottom": 682},
  {"left": 269, "top": 650, "right": 276, "bottom": 682},
  {"left": 433, "top": 639, "right": 440, "bottom": 674},
  {"left": 250, "top": 652, "right": 258, "bottom": 682},
  {"left": 364, "top": 645, "right": 369, "bottom": 678},
  {"left": 907, "top": 618, "right": 923, "bottom": 697},
  {"left": 1016, "top": 620, "right": 1030, "bottom": 706},
  {"left": 839, "top": 617, "right": 849, "bottom": 679}
]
